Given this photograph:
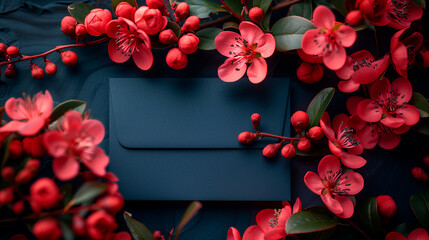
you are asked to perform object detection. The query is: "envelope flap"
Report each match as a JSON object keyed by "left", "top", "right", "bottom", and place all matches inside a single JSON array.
[{"left": 110, "top": 78, "right": 290, "bottom": 149}]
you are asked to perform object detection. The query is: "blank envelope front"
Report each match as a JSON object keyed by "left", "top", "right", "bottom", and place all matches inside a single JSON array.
[{"left": 109, "top": 77, "right": 291, "bottom": 201}]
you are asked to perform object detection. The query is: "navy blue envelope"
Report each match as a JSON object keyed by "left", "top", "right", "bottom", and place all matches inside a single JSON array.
[{"left": 109, "top": 77, "right": 291, "bottom": 201}]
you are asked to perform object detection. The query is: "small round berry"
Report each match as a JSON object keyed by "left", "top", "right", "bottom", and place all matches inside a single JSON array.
[
  {"left": 33, "top": 218, "right": 62, "bottom": 240},
  {"left": 61, "top": 50, "right": 78, "bottom": 66},
  {"left": 174, "top": 2, "right": 190, "bottom": 22},
  {"left": 45, "top": 61, "right": 57, "bottom": 75},
  {"left": 75, "top": 24, "right": 87, "bottom": 40},
  {"left": 181, "top": 16, "right": 200, "bottom": 32},
  {"left": 12, "top": 200, "right": 24, "bottom": 215},
  {"left": 263, "top": 142, "right": 282, "bottom": 158},
  {"left": 178, "top": 33, "right": 199, "bottom": 54},
  {"left": 291, "top": 111, "right": 309, "bottom": 133},
  {"left": 9, "top": 140, "right": 23, "bottom": 159},
  {"left": 6, "top": 46, "right": 20, "bottom": 58},
  {"left": 166, "top": 48, "right": 188, "bottom": 69},
  {"left": 249, "top": 7, "right": 264, "bottom": 22},
  {"left": 153, "top": 230, "right": 166, "bottom": 240},
  {"left": 376, "top": 195, "right": 397, "bottom": 218},
  {"left": 15, "top": 169, "right": 34, "bottom": 184},
  {"left": 346, "top": 10, "right": 364, "bottom": 27},
  {"left": 0, "top": 187, "right": 14, "bottom": 205},
  {"left": 297, "top": 137, "right": 311, "bottom": 152},
  {"left": 31, "top": 64, "right": 44, "bottom": 79},
  {"left": 411, "top": 167, "right": 428, "bottom": 181},
  {"left": 251, "top": 113, "right": 261, "bottom": 131},
  {"left": 1, "top": 166, "right": 15, "bottom": 183},
  {"left": 0, "top": 43, "right": 7, "bottom": 55},
  {"left": 159, "top": 29, "right": 178, "bottom": 45},
  {"left": 61, "top": 16, "right": 77, "bottom": 37},
  {"left": 281, "top": 143, "right": 296, "bottom": 159},
  {"left": 306, "top": 126, "right": 324, "bottom": 141},
  {"left": 238, "top": 132, "right": 257, "bottom": 144},
  {"left": 5, "top": 64, "right": 17, "bottom": 78}
]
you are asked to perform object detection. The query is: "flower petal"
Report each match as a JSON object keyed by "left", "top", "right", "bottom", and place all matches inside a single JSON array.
[
  {"left": 338, "top": 79, "right": 360, "bottom": 93},
  {"left": 312, "top": 5, "right": 335, "bottom": 29},
  {"left": 239, "top": 21, "right": 264, "bottom": 45},
  {"left": 132, "top": 44, "right": 153, "bottom": 70},
  {"left": 323, "top": 43, "right": 346, "bottom": 70},
  {"left": 105, "top": 19, "right": 122, "bottom": 39},
  {"left": 357, "top": 99, "right": 383, "bottom": 123},
  {"left": 53, "top": 156, "right": 80, "bottom": 181},
  {"left": 227, "top": 227, "right": 241, "bottom": 240},
  {"left": 218, "top": 58, "right": 247, "bottom": 82},
  {"left": 81, "top": 119, "right": 105, "bottom": 145},
  {"left": 242, "top": 225, "right": 265, "bottom": 240},
  {"left": 304, "top": 171, "right": 325, "bottom": 195},
  {"left": 391, "top": 77, "right": 413, "bottom": 105},
  {"left": 385, "top": 232, "right": 407, "bottom": 240},
  {"left": 334, "top": 195, "right": 354, "bottom": 218},
  {"left": 18, "top": 117, "right": 46, "bottom": 136},
  {"left": 293, "top": 198, "right": 302, "bottom": 214},
  {"left": 5, "top": 98, "right": 28, "bottom": 121},
  {"left": 336, "top": 24, "right": 356, "bottom": 47},
  {"left": 301, "top": 29, "right": 325, "bottom": 56},
  {"left": 247, "top": 58, "right": 267, "bottom": 84},
  {"left": 357, "top": 124, "right": 379, "bottom": 149},
  {"left": 108, "top": 39, "right": 131, "bottom": 63},
  {"left": 62, "top": 111, "right": 83, "bottom": 135},
  {"left": 333, "top": 114, "right": 350, "bottom": 134},
  {"left": 335, "top": 56, "right": 353, "bottom": 80},
  {"left": 320, "top": 193, "right": 343, "bottom": 215},
  {"left": 328, "top": 141, "right": 343, "bottom": 157},
  {"left": 348, "top": 144, "right": 363, "bottom": 155},
  {"left": 318, "top": 155, "right": 341, "bottom": 180},
  {"left": 378, "top": 130, "right": 401, "bottom": 150},
  {"left": 215, "top": 31, "right": 245, "bottom": 57},
  {"left": 0, "top": 121, "right": 26, "bottom": 134},
  {"left": 80, "top": 147, "right": 109, "bottom": 177},
  {"left": 320, "top": 112, "right": 336, "bottom": 141},
  {"left": 339, "top": 152, "right": 367, "bottom": 169},
  {"left": 338, "top": 172, "right": 364, "bottom": 195},
  {"left": 370, "top": 77, "right": 391, "bottom": 102},
  {"left": 256, "top": 209, "right": 274, "bottom": 233},
  {"left": 395, "top": 104, "right": 420, "bottom": 126},
  {"left": 34, "top": 91, "right": 53, "bottom": 119},
  {"left": 43, "top": 131, "right": 69, "bottom": 158},
  {"left": 264, "top": 228, "right": 286, "bottom": 240},
  {"left": 256, "top": 33, "right": 275, "bottom": 58},
  {"left": 380, "top": 115, "right": 405, "bottom": 129},
  {"left": 347, "top": 96, "right": 365, "bottom": 115},
  {"left": 407, "top": 228, "right": 429, "bottom": 240}
]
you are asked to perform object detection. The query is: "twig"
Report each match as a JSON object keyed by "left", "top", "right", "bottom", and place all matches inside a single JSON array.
[
  {"left": 348, "top": 220, "right": 372, "bottom": 240},
  {"left": 258, "top": 132, "right": 300, "bottom": 141},
  {"left": 272, "top": 0, "right": 302, "bottom": 11},
  {"left": 220, "top": 0, "right": 244, "bottom": 21}
]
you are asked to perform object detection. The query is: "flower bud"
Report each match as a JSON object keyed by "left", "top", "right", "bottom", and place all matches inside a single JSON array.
[
  {"left": 1, "top": 166, "right": 15, "bottom": 183},
  {"left": 15, "top": 169, "right": 34, "bottom": 184},
  {"left": 306, "top": 126, "right": 324, "bottom": 141},
  {"left": 297, "top": 49, "right": 323, "bottom": 63},
  {"left": 174, "top": 2, "right": 190, "bottom": 22},
  {"left": 249, "top": 7, "right": 264, "bottom": 22},
  {"left": 359, "top": 0, "right": 374, "bottom": 16},
  {"left": 12, "top": 200, "right": 24, "bottom": 215},
  {"left": 263, "top": 142, "right": 282, "bottom": 158},
  {"left": 166, "top": 48, "right": 188, "bottom": 69},
  {"left": 238, "top": 132, "right": 257, "bottom": 144},
  {"left": 291, "top": 111, "right": 310, "bottom": 133},
  {"left": 159, "top": 29, "right": 178, "bottom": 45},
  {"left": 251, "top": 113, "right": 261, "bottom": 131},
  {"left": 376, "top": 195, "right": 397, "bottom": 218},
  {"left": 135, "top": 7, "right": 167, "bottom": 35},
  {"left": 25, "top": 159, "right": 41, "bottom": 174},
  {"left": 96, "top": 193, "right": 124, "bottom": 214},
  {"left": 281, "top": 143, "right": 296, "bottom": 159},
  {"left": 61, "top": 50, "right": 78, "bottom": 66},
  {"left": 411, "top": 167, "right": 428, "bottom": 181},
  {"left": 30, "top": 178, "right": 60, "bottom": 210},
  {"left": 72, "top": 214, "right": 86, "bottom": 236},
  {"left": 31, "top": 64, "right": 44, "bottom": 80},
  {"left": 115, "top": 2, "right": 136, "bottom": 20},
  {"left": 9, "top": 140, "right": 22, "bottom": 159},
  {"left": 297, "top": 137, "right": 311, "bottom": 152},
  {"left": 84, "top": 8, "right": 112, "bottom": 36},
  {"left": 23, "top": 135, "right": 46, "bottom": 158},
  {"left": 6, "top": 46, "right": 20, "bottom": 58},
  {"left": 45, "top": 60, "right": 57, "bottom": 75},
  {"left": 346, "top": 10, "right": 363, "bottom": 27},
  {"left": 114, "top": 232, "right": 133, "bottom": 240},
  {"left": 5, "top": 64, "right": 16, "bottom": 78},
  {"left": 153, "top": 230, "right": 166, "bottom": 240},
  {"left": 61, "top": 16, "right": 77, "bottom": 37},
  {"left": 424, "top": 155, "right": 429, "bottom": 167},
  {"left": 0, "top": 187, "right": 14, "bottom": 205},
  {"left": 146, "top": 0, "right": 166, "bottom": 13},
  {"left": 75, "top": 24, "right": 87, "bottom": 41},
  {"left": 178, "top": 33, "right": 199, "bottom": 54},
  {"left": 33, "top": 218, "right": 62, "bottom": 240},
  {"left": 0, "top": 43, "right": 7, "bottom": 55},
  {"left": 181, "top": 16, "right": 200, "bottom": 32},
  {"left": 297, "top": 62, "right": 324, "bottom": 84}
]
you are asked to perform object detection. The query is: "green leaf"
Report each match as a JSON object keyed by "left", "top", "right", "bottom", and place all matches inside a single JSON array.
[
  {"left": 261, "top": 8, "right": 272, "bottom": 31},
  {"left": 175, "top": 201, "right": 202, "bottom": 240},
  {"left": 196, "top": 28, "right": 223, "bottom": 50},
  {"left": 288, "top": 0, "right": 312, "bottom": 19},
  {"left": 223, "top": 0, "right": 243, "bottom": 15},
  {"left": 413, "top": 118, "right": 429, "bottom": 136},
  {"left": 182, "top": 0, "right": 227, "bottom": 18},
  {"left": 306, "top": 88, "right": 335, "bottom": 128},
  {"left": 394, "top": 223, "right": 416, "bottom": 236},
  {"left": 112, "top": 0, "right": 138, "bottom": 12},
  {"left": 360, "top": 197, "right": 382, "bottom": 239},
  {"left": 271, "top": 16, "right": 316, "bottom": 52},
  {"left": 64, "top": 182, "right": 107, "bottom": 211},
  {"left": 252, "top": 0, "right": 272, "bottom": 13},
  {"left": 0, "top": 134, "right": 13, "bottom": 168},
  {"left": 124, "top": 211, "right": 157, "bottom": 240},
  {"left": 150, "top": 22, "right": 181, "bottom": 49},
  {"left": 286, "top": 210, "right": 338, "bottom": 234},
  {"left": 223, "top": 21, "right": 239, "bottom": 29},
  {"left": 413, "top": 0, "right": 426, "bottom": 8},
  {"left": 68, "top": 3, "right": 95, "bottom": 24},
  {"left": 60, "top": 183, "right": 75, "bottom": 207},
  {"left": 410, "top": 189, "right": 429, "bottom": 230},
  {"left": 50, "top": 100, "right": 87, "bottom": 123},
  {"left": 328, "top": 0, "right": 347, "bottom": 16},
  {"left": 410, "top": 92, "right": 429, "bottom": 118}
]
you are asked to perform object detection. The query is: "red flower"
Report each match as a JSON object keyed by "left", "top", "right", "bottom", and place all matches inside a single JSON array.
[
  {"left": 336, "top": 50, "right": 390, "bottom": 93},
  {"left": 351, "top": 0, "right": 389, "bottom": 26},
  {"left": 0, "top": 91, "right": 53, "bottom": 136},
  {"left": 43, "top": 111, "right": 109, "bottom": 181},
  {"left": 301, "top": 6, "right": 356, "bottom": 70},
  {"left": 357, "top": 77, "right": 420, "bottom": 129},
  {"left": 386, "top": 0, "right": 423, "bottom": 29},
  {"left": 105, "top": 17, "right": 153, "bottom": 70},
  {"left": 134, "top": 6, "right": 168, "bottom": 35},
  {"left": 84, "top": 8, "right": 112, "bottom": 36},
  {"left": 320, "top": 112, "right": 367, "bottom": 169},
  {"left": 390, "top": 28, "right": 423, "bottom": 78},
  {"left": 215, "top": 21, "right": 275, "bottom": 84},
  {"left": 304, "top": 155, "right": 364, "bottom": 218},
  {"left": 32, "top": 218, "right": 62, "bottom": 240},
  {"left": 30, "top": 178, "right": 60, "bottom": 210},
  {"left": 86, "top": 210, "right": 118, "bottom": 240},
  {"left": 385, "top": 228, "right": 429, "bottom": 240}
]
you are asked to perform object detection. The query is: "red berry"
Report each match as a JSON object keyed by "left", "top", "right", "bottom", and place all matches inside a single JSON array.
[
  {"left": 12, "top": 200, "right": 24, "bottom": 215},
  {"left": 72, "top": 214, "right": 86, "bottom": 236},
  {"left": 61, "top": 16, "right": 77, "bottom": 37},
  {"left": 178, "top": 33, "right": 199, "bottom": 54},
  {"left": 0, "top": 43, "right": 7, "bottom": 55},
  {"left": 61, "top": 50, "right": 78, "bottom": 66},
  {"left": 22, "top": 134, "right": 46, "bottom": 158},
  {"left": 281, "top": 143, "right": 296, "bottom": 158},
  {"left": 31, "top": 64, "right": 44, "bottom": 79},
  {"left": 9, "top": 140, "right": 22, "bottom": 159},
  {"left": 174, "top": 2, "right": 190, "bottom": 22},
  {"left": 306, "top": 126, "right": 324, "bottom": 141},
  {"left": 291, "top": 111, "right": 309, "bottom": 133},
  {"left": 5, "top": 64, "right": 16, "bottom": 78},
  {"left": 251, "top": 113, "right": 261, "bottom": 131},
  {"left": 25, "top": 159, "right": 41, "bottom": 174},
  {"left": 263, "top": 142, "right": 282, "bottom": 158},
  {"left": 153, "top": 230, "right": 166, "bottom": 240},
  {"left": 115, "top": 2, "right": 136, "bottom": 20},
  {"left": 0, "top": 187, "right": 14, "bottom": 205},
  {"left": 297, "top": 137, "right": 311, "bottom": 152},
  {"left": 346, "top": 10, "right": 364, "bottom": 27},
  {"left": 15, "top": 169, "right": 34, "bottom": 184},
  {"left": 238, "top": 132, "right": 257, "bottom": 144},
  {"left": 45, "top": 60, "right": 57, "bottom": 75},
  {"left": 33, "top": 218, "right": 62, "bottom": 240},
  {"left": 249, "top": 7, "right": 264, "bottom": 22},
  {"left": 159, "top": 29, "right": 178, "bottom": 45},
  {"left": 114, "top": 232, "right": 133, "bottom": 240},
  {"left": 411, "top": 167, "right": 428, "bottom": 181},
  {"left": 376, "top": 195, "right": 397, "bottom": 218},
  {"left": 166, "top": 48, "right": 188, "bottom": 69},
  {"left": 75, "top": 24, "right": 87, "bottom": 40},
  {"left": 6, "top": 46, "right": 20, "bottom": 58},
  {"left": 181, "top": 16, "right": 200, "bottom": 32},
  {"left": 96, "top": 193, "right": 124, "bottom": 214},
  {"left": 1, "top": 166, "right": 15, "bottom": 183}
]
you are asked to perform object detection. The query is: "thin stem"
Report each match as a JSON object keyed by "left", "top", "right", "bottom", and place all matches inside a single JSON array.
[
  {"left": 198, "top": 15, "right": 233, "bottom": 30},
  {"left": 221, "top": 0, "right": 245, "bottom": 21},
  {"left": 348, "top": 220, "right": 372, "bottom": 240},
  {"left": 272, "top": 0, "right": 301, "bottom": 11},
  {"left": 0, "top": 37, "right": 109, "bottom": 67},
  {"left": 258, "top": 132, "right": 300, "bottom": 141}
]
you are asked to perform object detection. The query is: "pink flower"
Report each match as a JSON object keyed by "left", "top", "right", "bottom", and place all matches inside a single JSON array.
[
  {"left": 84, "top": 8, "right": 112, "bottom": 36},
  {"left": 320, "top": 112, "right": 367, "bottom": 169},
  {"left": 391, "top": 28, "right": 423, "bottom": 78},
  {"left": 336, "top": 50, "right": 390, "bottom": 93},
  {"left": 0, "top": 91, "right": 53, "bottom": 136},
  {"left": 215, "top": 21, "right": 275, "bottom": 84},
  {"left": 105, "top": 17, "right": 153, "bottom": 71},
  {"left": 43, "top": 111, "right": 109, "bottom": 181},
  {"left": 301, "top": 6, "right": 357, "bottom": 70},
  {"left": 304, "top": 155, "right": 364, "bottom": 218},
  {"left": 347, "top": 96, "right": 406, "bottom": 150},
  {"left": 385, "top": 228, "right": 429, "bottom": 240},
  {"left": 357, "top": 77, "right": 420, "bottom": 129},
  {"left": 386, "top": 0, "right": 423, "bottom": 29}
]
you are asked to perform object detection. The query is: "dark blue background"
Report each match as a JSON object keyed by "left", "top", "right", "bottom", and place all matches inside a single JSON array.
[{"left": 0, "top": 0, "right": 428, "bottom": 239}]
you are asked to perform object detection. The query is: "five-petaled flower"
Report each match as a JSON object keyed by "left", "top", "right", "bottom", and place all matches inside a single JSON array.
[
  {"left": 301, "top": 5, "right": 357, "bottom": 70},
  {"left": 304, "top": 155, "right": 364, "bottom": 218},
  {"left": 0, "top": 91, "right": 53, "bottom": 136},
  {"left": 320, "top": 112, "right": 367, "bottom": 169},
  {"left": 215, "top": 21, "right": 275, "bottom": 84},
  {"left": 105, "top": 17, "right": 153, "bottom": 70},
  {"left": 386, "top": 0, "right": 423, "bottom": 29},
  {"left": 43, "top": 111, "right": 109, "bottom": 181},
  {"left": 390, "top": 28, "right": 423, "bottom": 79},
  {"left": 357, "top": 77, "right": 420, "bottom": 129}
]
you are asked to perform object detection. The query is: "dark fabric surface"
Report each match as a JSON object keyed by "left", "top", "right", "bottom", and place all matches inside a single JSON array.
[{"left": 0, "top": 0, "right": 428, "bottom": 239}]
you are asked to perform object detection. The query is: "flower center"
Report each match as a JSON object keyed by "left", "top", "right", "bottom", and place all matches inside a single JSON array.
[
  {"left": 388, "top": 0, "right": 409, "bottom": 22},
  {"left": 268, "top": 209, "right": 281, "bottom": 228},
  {"left": 115, "top": 25, "right": 140, "bottom": 57},
  {"left": 373, "top": 89, "right": 407, "bottom": 118},
  {"left": 228, "top": 37, "right": 260, "bottom": 71},
  {"left": 337, "top": 126, "right": 359, "bottom": 148},
  {"left": 352, "top": 58, "right": 377, "bottom": 72}
]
